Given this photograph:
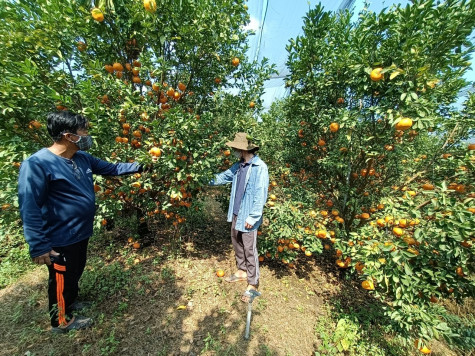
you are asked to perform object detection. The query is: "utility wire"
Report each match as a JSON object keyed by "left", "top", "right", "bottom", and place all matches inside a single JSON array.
[
  {"left": 253, "top": 0, "right": 269, "bottom": 63},
  {"left": 338, "top": 0, "right": 356, "bottom": 10}
]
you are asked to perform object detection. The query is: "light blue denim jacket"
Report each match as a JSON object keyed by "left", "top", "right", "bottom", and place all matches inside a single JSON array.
[{"left": 210, "top": 155, "right": 269, "bottom": 232}]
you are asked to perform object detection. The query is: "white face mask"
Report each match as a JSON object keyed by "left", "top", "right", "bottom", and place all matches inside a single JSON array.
[{"left": 233, "top": 149, "right": 242, "bottom": 159}]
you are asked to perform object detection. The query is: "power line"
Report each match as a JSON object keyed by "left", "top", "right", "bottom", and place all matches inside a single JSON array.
[
  {"left": 254, "top": 0, "right": 269, "bottom": 63},
  {"left": 338, "top": 0, "right": 356, "bottom": 10}
]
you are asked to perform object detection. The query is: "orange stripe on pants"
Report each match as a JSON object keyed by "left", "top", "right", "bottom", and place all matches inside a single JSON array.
[
  {"left": 53, "top": 263, "right": 66, "bottom": 272},
  {"left": 55, "top": 272, "right": 67, "bottom": 326}
]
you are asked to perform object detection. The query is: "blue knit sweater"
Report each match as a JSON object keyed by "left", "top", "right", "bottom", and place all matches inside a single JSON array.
[{"left": 18, "top": 148, "right": 141, "bottom": 257}]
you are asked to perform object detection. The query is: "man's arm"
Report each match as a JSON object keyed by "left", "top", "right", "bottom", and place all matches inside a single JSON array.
[
  {"left": 209, "top": 163, "right": 239, "bottom": 186},
  {"left": 87, "top": 153, "right": 142, "bottom": 176},
  {"left": 18, "top": 159, "right": 53, "bottom": 260}
]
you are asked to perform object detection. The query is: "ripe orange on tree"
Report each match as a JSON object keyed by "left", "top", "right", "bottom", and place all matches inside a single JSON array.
[
  {"left": 166, "top": 87, "right": 175, "bottom": 97},
  {"left": 393, "top": 227, "right": 404, "bottom": 236},
  {"left": 149, "top": 147, "right": 161, "bottom": 157},
  {"left": 112, "top": 62, "right": 124, "bottom": 72},
  {"left": 370, "top": 67, "right": 383, "bottom": 81},
  {"left": 91, "top": 8, "right": 104, "bottom": 22},
  {"left": 355, "top": 262, "right": 365, "bottom": 272},
  {"left": 329, "top": 122, "right": 339, "bottom": 132},
  {"left": 249, "top": 101, "right": 255, "bottom": 108},
  {"left": 29, "top": 120, "right": 42, "bottom": 129},
  {"left": 336, "top": 259, "right": 350, "bottom": 268},
  {"left": 178, "top": 82, "right": 186, "bottom": 91},
  {"left": 104, "top": 64, "right": 114, "bottom": 73},
  {"left": 456, "top": 266, "right": 465, "bottom": 277},
  {"left": 231, "top": 57, "right": 240, "bottom": 66},
  {"left": 77, "top": 41, "right": 87, "bottom": 52},
  {"left": 143, "top": 0, "right": 157, "bottom": 13},
  {"left": 395, "top": 117, "right": 413, "bottom": 131},
  {"left": 362, "top": 280, "right": 375, "bottom": 290}
]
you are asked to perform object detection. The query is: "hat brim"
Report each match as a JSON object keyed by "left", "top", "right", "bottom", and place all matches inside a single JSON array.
[{"left": 226, "top": 141, "right": 259, "bottom": 151}]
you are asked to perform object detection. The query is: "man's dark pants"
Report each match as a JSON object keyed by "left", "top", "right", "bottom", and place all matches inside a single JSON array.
[{"left": 47, "top": 238, "right": 89, "bottom": 327}]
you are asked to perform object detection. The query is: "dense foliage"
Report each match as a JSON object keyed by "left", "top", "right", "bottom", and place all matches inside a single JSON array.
[{"left": 258, "top": 0, "right": 475, "bottom": 349}]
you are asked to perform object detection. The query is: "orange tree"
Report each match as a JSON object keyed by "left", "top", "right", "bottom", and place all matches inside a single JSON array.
[
  {"left": 259, "top": 0, "right": 475, "bottom": 349},
  {"left": 0, "top": 0, "right": 275, "bottom": 266}
]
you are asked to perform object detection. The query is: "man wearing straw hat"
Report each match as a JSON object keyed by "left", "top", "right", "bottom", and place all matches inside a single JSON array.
[{"left": 210, "top": 132, "right": 269, "bottom": 302}]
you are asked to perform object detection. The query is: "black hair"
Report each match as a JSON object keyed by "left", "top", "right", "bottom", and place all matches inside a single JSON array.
[
  {"left": 249, "top": 147, "right": 260, "bottom": 154},
  {"left": 47, "top": 111, "right": 89, "bottom": 141}
]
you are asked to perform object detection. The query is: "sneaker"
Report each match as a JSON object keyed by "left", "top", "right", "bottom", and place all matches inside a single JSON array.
[{"left": 51, "top": 315, "right": 93, "bottom": 334}]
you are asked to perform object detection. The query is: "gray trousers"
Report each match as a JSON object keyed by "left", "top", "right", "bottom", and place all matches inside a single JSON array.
[{"left": 231, "top": 215, "right": 259, "bottom": 286}]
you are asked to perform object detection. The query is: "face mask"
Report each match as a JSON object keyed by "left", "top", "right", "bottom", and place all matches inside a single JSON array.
[
  {"left": 233, "top": 149, "right": 242, "bottom": 159},
  {"left": 68, "top": 134, "right": 93, "bottom": 151}
]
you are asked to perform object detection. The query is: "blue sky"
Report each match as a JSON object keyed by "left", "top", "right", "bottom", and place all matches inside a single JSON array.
[{"left": 245, "top": 0, "right": 474, "bottom": 109}]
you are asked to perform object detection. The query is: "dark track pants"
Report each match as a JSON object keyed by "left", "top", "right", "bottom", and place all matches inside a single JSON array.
[
  {"left": 47, "top": 238, "right": 89, "bottom": 327},
  {"left": 231, "top": 215, "right": 260, "bottom": 286}
]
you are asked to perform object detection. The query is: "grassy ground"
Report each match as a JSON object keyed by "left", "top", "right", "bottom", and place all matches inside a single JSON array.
[{"left": 0, "top": 195, "right": 472, "bottom": 356}]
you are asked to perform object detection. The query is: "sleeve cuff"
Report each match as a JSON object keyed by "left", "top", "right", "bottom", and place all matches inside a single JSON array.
[{"left": 245, "top": 216, "right": 259, "bottom": 226}]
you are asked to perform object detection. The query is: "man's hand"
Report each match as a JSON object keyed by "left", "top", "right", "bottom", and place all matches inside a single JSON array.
[
  {"left": 33, "top": 250, "right": 59, "bottom": 266},
  {"left": 245, "top": 222, "right": 253, "bottom": 229}
]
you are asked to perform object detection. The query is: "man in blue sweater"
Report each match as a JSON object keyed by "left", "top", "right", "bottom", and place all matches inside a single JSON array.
[
  {"left": 210, "top": 133, "right": 269, "bottom": 302},
  {"left": 18, "top": 111, "right": 143, "bottom": 333}
]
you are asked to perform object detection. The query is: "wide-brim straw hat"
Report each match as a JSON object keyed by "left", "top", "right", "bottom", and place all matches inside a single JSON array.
[{"left": 225, "top": 132, "right": 259, "bottom": 151}]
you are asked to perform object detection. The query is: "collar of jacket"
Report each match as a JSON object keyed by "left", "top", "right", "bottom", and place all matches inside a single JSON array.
[{"left": 248, "top": 154, "right": 263, "bottom": 166}]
